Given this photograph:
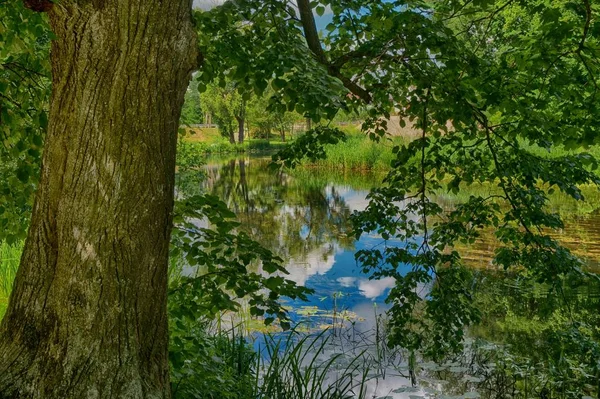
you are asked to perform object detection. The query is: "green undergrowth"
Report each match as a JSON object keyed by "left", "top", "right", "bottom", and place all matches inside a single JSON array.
[{"left": 181, "top": 127, "right": 290, "bottom": 154}]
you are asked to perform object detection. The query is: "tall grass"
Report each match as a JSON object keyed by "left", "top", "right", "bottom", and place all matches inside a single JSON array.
[
  {"left": 302, "top": 134, "right": 399, "bottom": 171},
  {"left": 181, "top": 139, "right": 289, "bottom": 155},
  {"left": 256, "top": 331, "right": 370, "bottom": 399},
  {"left": 170, "top": 323, "right": 372, "bottom": 399}
]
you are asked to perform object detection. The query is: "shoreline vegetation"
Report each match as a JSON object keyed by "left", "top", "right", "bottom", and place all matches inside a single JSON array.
[
  {"left": 183, "top": 123, "right": 600, "bottom": 175},
  {"left": 181, "top": 124, "right": 401, "bottom": 171}
]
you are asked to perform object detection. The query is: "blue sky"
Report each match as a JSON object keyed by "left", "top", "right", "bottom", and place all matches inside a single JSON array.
[{"left": 193, "top": 0, "right": 336, "bottom": 29}]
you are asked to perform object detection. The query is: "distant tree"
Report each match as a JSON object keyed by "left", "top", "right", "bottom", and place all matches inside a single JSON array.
[
  {"left": 180, "top": 78, "right": 204, "bottom": 126},
  {"left": 200, "top": 82, "right": 245, "bottom": 144},
  {"left": 246, "top": 87, "right": 301, "bottom": 141}
]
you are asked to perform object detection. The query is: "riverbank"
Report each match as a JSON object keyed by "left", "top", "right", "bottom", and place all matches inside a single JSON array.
[
  {"left": 183, "top": 124, "right": 401, "bottom": 170},
  {"left": 181, "top": 126, "right": 290, "bottom": 154}
]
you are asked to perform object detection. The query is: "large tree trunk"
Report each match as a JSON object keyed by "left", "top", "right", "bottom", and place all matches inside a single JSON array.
[{"left": 0, "top": 1, "right": 197, "bottom": 398}]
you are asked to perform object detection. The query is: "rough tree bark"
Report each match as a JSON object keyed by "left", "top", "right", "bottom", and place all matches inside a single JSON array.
[{"left": 0, "top": 1, "right": 197, "bottom": 398}]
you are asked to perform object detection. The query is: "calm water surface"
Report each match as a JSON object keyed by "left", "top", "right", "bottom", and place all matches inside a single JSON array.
[{"left": 195, "top": 155, "right": 600, "bottom": 398}]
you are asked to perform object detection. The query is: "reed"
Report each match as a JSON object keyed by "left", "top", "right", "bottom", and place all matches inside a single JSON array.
[
  {"left": 255, "top": 330, "right": 370, "bottom": 399},
  {"left": 304, "top": 134, "right": 400, "bottom": 171}
]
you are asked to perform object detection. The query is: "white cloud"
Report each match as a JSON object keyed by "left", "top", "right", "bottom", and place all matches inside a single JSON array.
[
  {"left": 358, "top": 277, "right": 396, "bottom": 299},
  {"left": 337, "top": 276, "right": 357, "bottom": 287}
]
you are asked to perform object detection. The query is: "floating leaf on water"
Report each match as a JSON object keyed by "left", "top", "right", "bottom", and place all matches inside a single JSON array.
[
  {"left": 418, "top": 376, "right": 447, "bottom": 385},
  {"left": 392, "top": 386, "right": 419, "bottom": 393},
  {"left": 409, "top": 395, "right": 425, "bottom": 399},
  {"left": 464, "top": 375, "right": 483, "bottom": 383},
  {"left": 297, "top": 306, "right": 322, "bottom": 316}
]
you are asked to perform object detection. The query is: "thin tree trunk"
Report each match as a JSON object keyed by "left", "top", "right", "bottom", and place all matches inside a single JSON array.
[
  {"left": 236, "top": 116, "right": 245, "bottom": 144},
  {"left": 236, "top": 99, "right": 246, "bottom": 144},
  {"left": 0, "top": 1, "right": 197, "bottom": 398}
]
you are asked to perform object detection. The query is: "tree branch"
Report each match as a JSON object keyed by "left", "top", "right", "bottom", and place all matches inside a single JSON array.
[
  {"left": 296, "top": 0, "right": 373, "bottom": 103},
  {"left": 579, "top": 0, "right": 592, "bottom": 52},
  {"left": 296, "top": 0, "right": 327, "bottom": 64}
]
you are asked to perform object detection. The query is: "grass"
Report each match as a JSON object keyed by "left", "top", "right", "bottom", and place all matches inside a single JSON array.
[
  {"left": 180, "top": 124, "right": 400, "bottom": 169},
  {"left": 281, "top": 124, "right": 402, "bottom": 171},
  {"left": 0, "top": 241, "right": 22, "bottom": 318}
]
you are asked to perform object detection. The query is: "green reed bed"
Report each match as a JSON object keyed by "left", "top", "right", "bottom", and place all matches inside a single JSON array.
[
  {"left": 170, "top": 324, "right": 372, "bottom": 399},
  {"left": 255, "top": 331, "right": 370, "bottom": 399},
  {"left": 303, "top": 134, "right": 401, "bottom": 171}
]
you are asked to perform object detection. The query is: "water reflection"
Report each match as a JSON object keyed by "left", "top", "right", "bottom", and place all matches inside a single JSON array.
[{"left": 199, "top": 156, "right": 600, "bottom": 308}]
